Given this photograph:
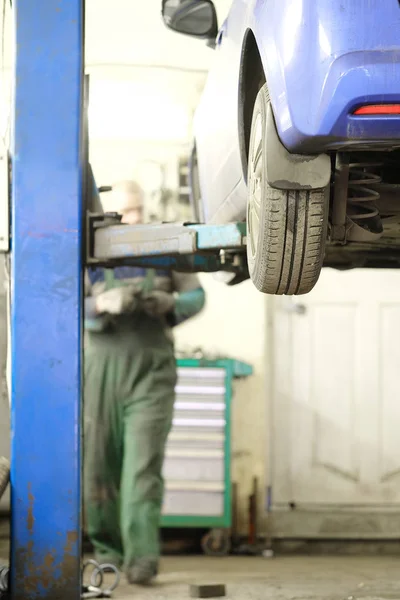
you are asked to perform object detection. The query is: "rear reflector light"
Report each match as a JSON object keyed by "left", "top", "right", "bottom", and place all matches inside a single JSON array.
[{"left": 354, "top": 104, "right": 400, "bottom": 115}]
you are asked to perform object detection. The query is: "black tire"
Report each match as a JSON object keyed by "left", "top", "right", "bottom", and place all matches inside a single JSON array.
[{"left": 246, "top": 84, "right": 329, "bottom": 295}]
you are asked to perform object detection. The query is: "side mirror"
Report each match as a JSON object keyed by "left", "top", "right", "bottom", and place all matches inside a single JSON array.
[{"left": 161, "top": 0, "right": 218, "bottom": 46}]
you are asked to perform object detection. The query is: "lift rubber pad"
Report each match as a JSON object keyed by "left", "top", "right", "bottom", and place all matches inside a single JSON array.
[{"left": 190, "top": 584, "right": 226, "bottom": 598}]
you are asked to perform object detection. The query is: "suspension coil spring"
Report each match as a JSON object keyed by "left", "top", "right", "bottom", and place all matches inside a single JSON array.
[
  {"left": 348, "top": 162, "right": 382, "bottom": 222},
  {"left": 0, "top": 565, "right": 9, "bottom": 593}
]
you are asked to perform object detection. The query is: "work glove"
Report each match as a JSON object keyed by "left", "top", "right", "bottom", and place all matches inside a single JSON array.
[
  {"left": 95, "top": 286, "right": 139, "bottom": 315},
  {"left": 142, "top": 290, "right": 175, "bottom": 318}
]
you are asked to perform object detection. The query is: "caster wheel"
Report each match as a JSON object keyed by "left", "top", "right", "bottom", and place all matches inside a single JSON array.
[{"left": 201, "top": 529, "right": 231, "bottom": 557}]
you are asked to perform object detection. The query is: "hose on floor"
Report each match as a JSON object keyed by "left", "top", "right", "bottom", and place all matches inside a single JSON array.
[
  {"left": 0, "top": 458, "right": 9, "bottom": 501},
  {"left": 0, "top": 459, "right": 10, "bottom": 596},
  {"left": 0, "top": 565, "right": 8, "bottom": 594}
]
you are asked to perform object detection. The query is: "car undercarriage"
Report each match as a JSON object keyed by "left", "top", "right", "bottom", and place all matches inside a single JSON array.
[{"left": 325, "top": 150, "right": 400, "bottom": 271}]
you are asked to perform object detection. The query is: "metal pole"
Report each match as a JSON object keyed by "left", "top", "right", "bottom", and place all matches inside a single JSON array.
[{"left": 10, "top": 1, "right": 84, "bottom": 598}]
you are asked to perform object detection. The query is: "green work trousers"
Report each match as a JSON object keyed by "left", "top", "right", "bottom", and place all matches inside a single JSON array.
[{"left": 83, "top": 316, "right": 176, "bottom": 568}]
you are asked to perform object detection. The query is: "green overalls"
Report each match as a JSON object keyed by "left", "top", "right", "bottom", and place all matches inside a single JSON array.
[{"left": 83, "top": 269, "right": 176, "bottom": 568}]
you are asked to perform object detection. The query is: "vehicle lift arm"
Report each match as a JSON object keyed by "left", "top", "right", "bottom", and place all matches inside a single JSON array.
[
  {"left": 87, "top": 213, "right": 247, "bottom": 278},
  {"left": 6, "top": 2, "right": 247, "bottom": 599}
]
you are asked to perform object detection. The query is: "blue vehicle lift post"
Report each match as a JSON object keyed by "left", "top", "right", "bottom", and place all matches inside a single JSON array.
[
  {"left": 6, "top": 1, "right": 247, "bottom": 599},
  {"left": 10, "top": 1, "right": 83, "bottom": 599}
]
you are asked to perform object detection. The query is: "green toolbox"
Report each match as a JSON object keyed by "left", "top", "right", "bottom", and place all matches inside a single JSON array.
[{"left": 161, "top": 358, "right": 252, "bottom": 555}]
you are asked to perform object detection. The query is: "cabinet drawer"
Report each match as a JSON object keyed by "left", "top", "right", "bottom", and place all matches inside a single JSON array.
[
  {"left": 163, "top": 490, "right": 224, "bottom": 517},
  {"left": 163, "top": 454, "right": 224, "bottom": 483}
]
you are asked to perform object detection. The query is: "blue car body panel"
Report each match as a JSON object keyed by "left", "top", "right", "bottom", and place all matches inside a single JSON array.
[
  {"left": 255, "top": 0, "right": 400, "bottom": 152},
  {"left": 194, "top": 0, "right": 400, "bottom": 223}
]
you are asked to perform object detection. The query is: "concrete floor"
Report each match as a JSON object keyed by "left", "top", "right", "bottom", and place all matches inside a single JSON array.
[
  {"left": 112, "top": 555, "right": 400, "bottom": 600},
  {"left": 2, "top": 533, "right": 400, "bottom": 600}
]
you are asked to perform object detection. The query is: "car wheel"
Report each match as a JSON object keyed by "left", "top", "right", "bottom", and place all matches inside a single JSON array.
[{"left": 246, "top": 84, "right": 329, "bottom": 295}]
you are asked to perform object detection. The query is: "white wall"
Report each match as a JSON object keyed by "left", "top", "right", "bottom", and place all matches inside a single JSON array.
[
  {"left": 86, "top": 3, "right": 211, "bottom": 216},
  {"left": 86, "top": 0, "right": 232, "bottom": 71},
  {"left": 175, "top": 275, "right": 269, "bottom": 535},
  {"left": 86, "top": 0, "right": 231, "bottom": 185}
]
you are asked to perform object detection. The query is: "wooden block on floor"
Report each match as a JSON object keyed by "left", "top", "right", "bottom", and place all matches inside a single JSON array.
[{"left": 190, "top": 584, "right": 226, "bottom": 598}]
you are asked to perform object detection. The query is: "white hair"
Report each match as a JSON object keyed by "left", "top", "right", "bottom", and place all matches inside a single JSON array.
[{"left": 111, "top": 180, "right": 144, "bottom": 213}]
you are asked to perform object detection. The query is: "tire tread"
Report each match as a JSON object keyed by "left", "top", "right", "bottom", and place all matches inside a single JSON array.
[{"left": 247, "top": 84, "right": 328, "bottom": 295}]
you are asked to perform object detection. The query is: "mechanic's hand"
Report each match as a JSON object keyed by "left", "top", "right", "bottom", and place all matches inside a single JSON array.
[
  {"left": 95, "top": 287, "right": 139, "bottom": 315},
  {"left": 142, "top": 290, "right": 175, "bottom": 318}
]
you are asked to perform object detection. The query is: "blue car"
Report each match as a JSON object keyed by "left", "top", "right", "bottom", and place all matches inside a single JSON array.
[{"left": 162, "top": 0, "right": 400, "bottom": 295}]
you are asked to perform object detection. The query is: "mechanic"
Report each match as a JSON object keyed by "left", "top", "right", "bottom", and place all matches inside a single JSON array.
[{"left": 84, "top": 180, "right": 205, "bottom": 585}]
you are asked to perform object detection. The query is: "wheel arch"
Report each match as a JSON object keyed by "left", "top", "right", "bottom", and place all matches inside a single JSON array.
[{"left": 238, "top": 28, "right": 266, "bottom": 184}]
